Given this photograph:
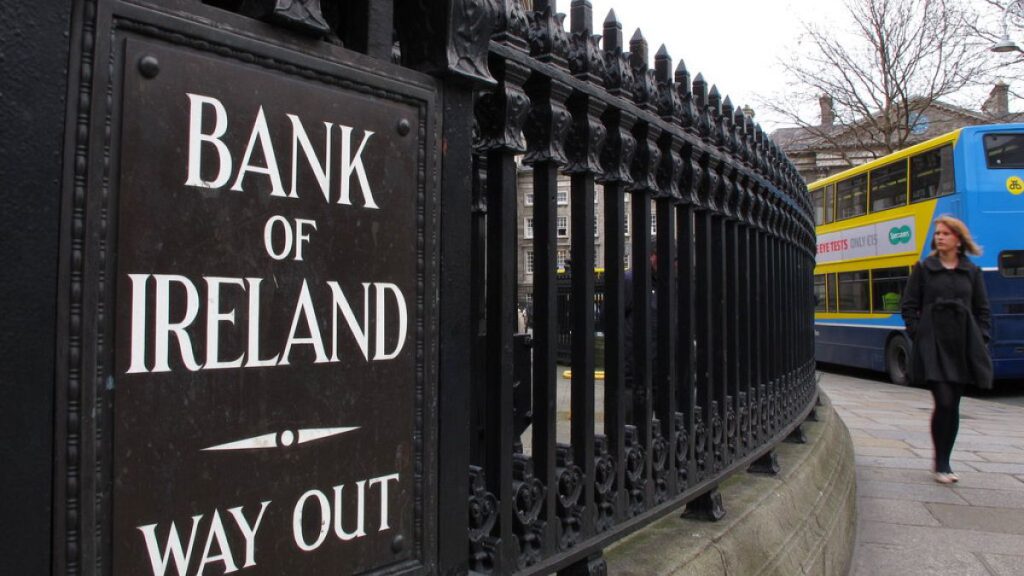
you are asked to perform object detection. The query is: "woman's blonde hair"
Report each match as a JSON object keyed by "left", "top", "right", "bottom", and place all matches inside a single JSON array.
[{"left": 930, "top": 214, "right": 982, "bottom": 256}]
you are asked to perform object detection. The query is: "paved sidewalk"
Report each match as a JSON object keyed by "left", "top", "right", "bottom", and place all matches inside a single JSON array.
[{"left": 820, "top": 371, "right": 1024, "bottom": 576}]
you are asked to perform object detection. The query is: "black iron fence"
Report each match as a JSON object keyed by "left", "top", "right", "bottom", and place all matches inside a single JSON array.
[
  {"left": 461, "top": 2, "right": 818, "bottom": 574},
  {"left": 10, "top": 1, "right": 818, "bottom": 575}
]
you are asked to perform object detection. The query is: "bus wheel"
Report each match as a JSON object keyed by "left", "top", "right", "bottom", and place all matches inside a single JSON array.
[{"left": 886, "top": 335, "right": 911, "bottom": 386}]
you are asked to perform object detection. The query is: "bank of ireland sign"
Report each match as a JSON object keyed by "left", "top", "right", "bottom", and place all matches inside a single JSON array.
[
  {"left": 816, "top": 216, "right": 917, "bottom": 264},
  {"left": 112, "top": 38, "right": 434, "bottom": 575}
]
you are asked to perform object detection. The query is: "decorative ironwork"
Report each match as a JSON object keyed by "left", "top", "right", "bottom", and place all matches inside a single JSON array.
[
  {"left": 628, "top": 30, "right": 657, "bottom": 112},
  {"left": 710, "top": 399, "right": 724, "bottom": 473},
  {"left": 650, "top": 417, "right": 669, "bottom": 504},
  {"left": 555, "top": 444, "right": 584, "bottom": 550},
  {"left": 565, "top": 96, "right": 607, "bottom": 176},
  {"left": 598, "top": 110, "right": 636, "bottom": 185},
  {"left": 523, "top": 78, "right": 571, "bottom": 166},
  {"left": 738, "top": 391, "right": 750, "bottom": 449},
  {"left": 674, "top": 412, "right": 688, "bottom": 492},
  {"left": 512, "top": 454, "right": 546, "bottom": 569},
  {"left": 748, "top": 451, "right": 781, "bottom": 476},
  {"left": 527, "top": 2, "right": 570, "bottom": 67},
  {"left": 601, "top": 11, "right": 635, "bottom": 98},
  {"left": 623, "top": 425, "right": 646, "bottom": 517},
  {"left": 593, "top": 436, "right": 616, "bottom": 533},
  {"left": 684, "top": 487, "right": 726, "bottom": 522},
  {"left": 693, "top": 407, "right": 707, "bottom": 480},
  {"left": 396, "top": 0, "right": 499, "bottom": 85},
  {"left": 493, "top": 0, "right": 530, "bottom": 49},
  {"left": 475, "top": 60, "right": 531, "bottom": 153},
  {"left": 469, "top": 466, "right": 500, "bottom": 573},
  {"left": 725, "top": 394, "right": 737, "bottom": 455},
  {"left": 238, "top": 0, "right": 331, "bottom": 36}
]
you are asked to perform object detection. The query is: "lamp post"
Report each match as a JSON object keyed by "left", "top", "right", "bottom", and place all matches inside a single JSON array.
[{"left": 991, "top": 0, "right": 1024, "bottom": 53}]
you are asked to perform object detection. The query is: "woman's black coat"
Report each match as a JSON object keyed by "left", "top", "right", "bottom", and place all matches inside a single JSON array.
[{"left": 901, "top": 254, "right": 993, "bottom": 389}]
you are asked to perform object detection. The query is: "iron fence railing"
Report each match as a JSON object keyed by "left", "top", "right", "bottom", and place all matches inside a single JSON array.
[{"left": 461, "top": 2, "right": 818, "bottom": 574}]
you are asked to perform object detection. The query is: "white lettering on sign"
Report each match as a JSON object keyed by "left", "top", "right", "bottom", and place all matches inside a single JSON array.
[
  {"left": 137, "top": 501, "right": 270, "bottom": 576},
  {"left": 184, "top": 93, "right": 378, "bottom": 208},
  {"left": 125, "top": 275, "right": 408, "bottom": 373},
  {"left": 815, "top": 216, "right": 916, "bottom": 264},
  {"left": 292, "top": 473, "right": 400, "bottom": 553}
]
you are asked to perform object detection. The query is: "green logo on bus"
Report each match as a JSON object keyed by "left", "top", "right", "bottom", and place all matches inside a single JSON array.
[{"left": 888, "top": 225, "right": 912, "bottom": 245}]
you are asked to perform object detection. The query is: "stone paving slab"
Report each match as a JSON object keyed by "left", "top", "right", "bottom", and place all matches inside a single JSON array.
[
  {"left": 968, "top": 461, "right": 1024, "bottom": 474},
  {"left": 927, "top": 503, "right": 1024, "bottom": 535},
  {"left": 856, "top": 479, "right": 969, "bottom": 504},
  {"left": 855, "top": 466, "right": 1024, "bottom": 490},
  {"left": 952, "top": 487, "right": 1024, "bottom": 509},
  {"left": 857, "top": 520, "right": 1024, "bottom": 556},
  {"left": 976, "top": 451, "right": 1024, "bottom": 464},
  {"left": 852, "top": 543, "right": 990, "bottom": 576},
  {"left": 851, "top": 436, "right": 911, "bottom": 449},
  {"left": 858, "top": 497, "right": 941, "bottom": 527},
  {"left": 978, "top": 553, "right": 1024, "bottom": 576},
  {"left": 820, "top": 371, "right": 1024, "bottom": 576}
]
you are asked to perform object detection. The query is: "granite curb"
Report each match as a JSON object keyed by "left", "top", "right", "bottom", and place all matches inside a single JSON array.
[{"left": 604, "top": 390, "right": 857, "bottom": 575}]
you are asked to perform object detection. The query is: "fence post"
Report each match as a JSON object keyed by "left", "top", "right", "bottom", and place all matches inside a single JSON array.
[{"left": 397, "top": 1, "right": 498, "bottom": 572}]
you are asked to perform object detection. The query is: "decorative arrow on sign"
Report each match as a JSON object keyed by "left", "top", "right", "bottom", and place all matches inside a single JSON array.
[{"left": 201, "top": 427, "right": 359, "bottom": 451}]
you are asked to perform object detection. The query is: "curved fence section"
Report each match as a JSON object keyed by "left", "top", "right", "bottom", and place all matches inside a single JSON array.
[{"left": 462, "top": 1, "right": 818, "bottom": 574}]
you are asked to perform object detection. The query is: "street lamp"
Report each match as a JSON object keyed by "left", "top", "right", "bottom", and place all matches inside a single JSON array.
[{"left": 991, "top": 1, "right": 1023, "bottom": 53}]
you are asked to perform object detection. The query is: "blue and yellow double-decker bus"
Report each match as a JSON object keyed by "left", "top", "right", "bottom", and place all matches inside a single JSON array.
[{"left": 810, "top": 124, "right": 1024, "bottom": 385}]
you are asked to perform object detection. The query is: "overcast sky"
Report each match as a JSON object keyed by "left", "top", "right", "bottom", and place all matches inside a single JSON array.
[{"left": 575, "top": 0, "right": 1012, "bottom": 132}]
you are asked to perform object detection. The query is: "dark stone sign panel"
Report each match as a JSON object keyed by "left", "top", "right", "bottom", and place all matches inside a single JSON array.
[{"left": 113, "top": 36, "right": 434, "bottom": 575}]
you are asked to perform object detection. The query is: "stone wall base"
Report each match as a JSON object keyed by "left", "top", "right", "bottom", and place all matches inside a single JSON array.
[{"left": 605, "top": 390, "right": 856, "bottom": 576}]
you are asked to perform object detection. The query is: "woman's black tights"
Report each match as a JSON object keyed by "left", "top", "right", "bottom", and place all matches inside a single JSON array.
[{"left": 930, "top": 380, "right": 963, "bottom": 474}]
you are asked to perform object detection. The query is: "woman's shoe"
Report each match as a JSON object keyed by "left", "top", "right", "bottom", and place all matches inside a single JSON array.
[
  {"left": 934, "top": 472, "right": 955, "bottom": 484},
  {"left": 948, "top": 472, "right": 960, "bottom": 482}
]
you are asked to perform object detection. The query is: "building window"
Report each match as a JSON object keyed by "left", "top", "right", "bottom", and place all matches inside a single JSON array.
[
  {"left": 872, "top": 267, "right": 910, "bottom": 313},
  {"left": 870, "top": 161, "right": 908, "bottom": 212},
  {"left": 650, "top": 202, "right": 657, "bottom": 236},
  {"left": 594, "top": 214, "right": 599, "bottom": 237},
  {"left": 557, "top": 249, "right": 567, "bottom": 271},
  {"left": 623, "top": 212, "right": 630, "bottom": 236},
  {"left": 525, "top": 192, "right": 534, "bottom": 206},
  {"left": 557, "top": 190, "right": 569, "bottom": 205},
  {"left": 524, "top": 217, "right": 534, "bottom": 239},
  {"left": 910, "top": 145, "right": 954, "bottom": 202},
  {"left": 526, "top": 251, "right": 535, "bottom": 275},
  {"left": 835, "top": 175, "right": 867, "bottom": 220},
  {"left": 557, "top": 216, "right": 568, "bottom": 237},
  {"left": 837, "top": 271, "right": 870, "bottom": 312}
]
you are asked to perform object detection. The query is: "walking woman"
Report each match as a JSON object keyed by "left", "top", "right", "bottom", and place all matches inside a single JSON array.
[{"left": 901, "top": 215, "right": 993, "bottom": 484}]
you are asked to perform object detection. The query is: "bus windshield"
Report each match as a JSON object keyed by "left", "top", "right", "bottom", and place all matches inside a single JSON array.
[{"left": 984, "top": 133, "right": 1024, "bottom": 168}]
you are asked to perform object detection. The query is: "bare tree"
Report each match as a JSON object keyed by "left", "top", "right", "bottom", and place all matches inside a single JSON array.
[
  {"left": 763, "top": 0, "right": 994, "bottom": 166},
  {"left": 968, "top": 0, "right": 1024, "bottom": 94}
]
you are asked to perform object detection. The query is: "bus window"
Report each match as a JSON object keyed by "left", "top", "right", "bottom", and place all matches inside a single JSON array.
[
  {"left": 812, "top": 188, "right": 825, "bottom": 226},
  {"left": 984, "top": 133, "right": 1024, "bottom": 168},
  {"left": 870, "top": 161, "right": 908, "bottom": 212},
  {"left": 837, "top": 271, "right": 870, "bottom": 312},
  {"left": 999, "top": 250, "right": 1024, "bottom": 278},
  {"left": 824, "top": 184, "right": 835, "bottom": 224},
  {"left": 871, "top": 267, "right": 910, "bottom": 312},
  {"left": 835, "top": 175, "right": 867, "bottom": 220},
  {"left": 830, "top": 273, "right": 838, "bottom": 312},
  {"left": 910, "top": 145, "right": 954, "bottom": 202},
  {"left": 814, "top": 275, "right": 826, "bottom": 311}
]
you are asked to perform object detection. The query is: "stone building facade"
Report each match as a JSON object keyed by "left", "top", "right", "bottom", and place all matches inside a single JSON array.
[{"left": 773, "top": 83, "right": 1022, "bottom": 185}]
